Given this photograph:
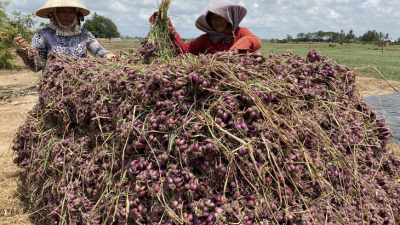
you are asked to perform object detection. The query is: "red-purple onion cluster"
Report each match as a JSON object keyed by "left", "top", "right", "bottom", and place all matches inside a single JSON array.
[
  {"left": 139, "top": 36, "right": 159, "bottom": 59},
  {"left": 138, "top": 37, "right": 176, "bottom": 63},
  {"left": 12, "top": 49, "right": 399, "bottom": 225}
]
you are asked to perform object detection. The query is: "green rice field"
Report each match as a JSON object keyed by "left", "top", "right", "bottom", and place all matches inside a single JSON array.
[
  {"left": 260, "top": 42, "right": 400, "bottom": 81},
  {"left": 98, "top": 39, "right": 400, "bottom": 81}
]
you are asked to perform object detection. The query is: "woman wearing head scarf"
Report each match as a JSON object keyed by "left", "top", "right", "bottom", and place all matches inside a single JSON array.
[
  {"left": 13, "top": 0, "right": 115, "bottom": 73},
  {"left": 150, "top": 0, "right": 261, "bottom": 55}
]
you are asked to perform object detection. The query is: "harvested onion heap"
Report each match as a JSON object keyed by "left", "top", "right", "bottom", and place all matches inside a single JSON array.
[{"left": 13, "top": 49, "right": 399, "bottom": 225}]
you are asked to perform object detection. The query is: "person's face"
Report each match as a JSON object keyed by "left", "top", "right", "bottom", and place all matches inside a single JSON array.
[
  {"left": 209, "top": 13, "right": 229, "bottom": 33},
  {"left": 56, "top": 7, "right": 76, "bottom": 26}
]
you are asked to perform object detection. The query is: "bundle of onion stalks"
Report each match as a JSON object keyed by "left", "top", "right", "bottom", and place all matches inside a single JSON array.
[{"left": 139, "top": 0, "right": 176, "bottom": 63}]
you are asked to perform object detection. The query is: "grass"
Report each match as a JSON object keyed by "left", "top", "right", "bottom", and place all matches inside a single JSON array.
[
  {"left": 99, "top": 40, "right": 400, "bottom": 81},
  {"left": 96, "top": 39, "right": 141, "bottom": 55},
  {"left": 260, "top": 42, "right": 400, "bottom": 81}
]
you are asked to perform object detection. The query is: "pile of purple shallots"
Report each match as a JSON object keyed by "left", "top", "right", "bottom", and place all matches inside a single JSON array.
[{"left": 13, "top": 49, "right": 399, "bottom": 225}]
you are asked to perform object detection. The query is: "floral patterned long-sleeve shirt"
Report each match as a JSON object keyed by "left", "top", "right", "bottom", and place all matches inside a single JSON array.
[{"left": 17, "top": 27, "right": 112, "bottom": 72}]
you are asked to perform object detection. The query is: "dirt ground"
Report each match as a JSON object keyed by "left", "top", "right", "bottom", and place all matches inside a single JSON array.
[{"left": 0, "top": 69, "right": 399, "bottom": 224}]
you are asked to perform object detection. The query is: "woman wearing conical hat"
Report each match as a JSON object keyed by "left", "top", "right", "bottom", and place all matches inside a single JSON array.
[
  {"left": 150, "top": 0, "right": 262, "bottom": 55},
  {"left": 13, "top": 0, "right": 115, "bottom": 72}
]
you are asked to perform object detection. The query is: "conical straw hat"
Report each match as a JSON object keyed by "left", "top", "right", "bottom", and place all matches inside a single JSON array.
[{"left": 36, "top": 0, "right": 90, "bottom": 18}]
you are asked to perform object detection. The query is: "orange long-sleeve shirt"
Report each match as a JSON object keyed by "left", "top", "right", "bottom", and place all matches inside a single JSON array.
[{"left": 170, "top": 27, "right": 262, "bottom": 55}]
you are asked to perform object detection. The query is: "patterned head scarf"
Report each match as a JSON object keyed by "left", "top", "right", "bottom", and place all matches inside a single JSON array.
[
  {"left": 48, "top": 8, "right": 82, "bottom": 37},
  {"left": 195, "top": 0, "right": 247, "bottom": 44}
]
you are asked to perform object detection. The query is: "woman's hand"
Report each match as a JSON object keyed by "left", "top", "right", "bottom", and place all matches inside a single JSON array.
[
  {"left": 105, "top": 54, "right": 117, "bottom": 63},
  {"left": 149, "top": 12, "right": 159, "bottom": 25},
  {"left": 13, "top": 34, "right": 28, "bottom": 53},
  {"left": 149, "top": 12, "right": 174, "bottom": 27},
  {"left": 149, "top": 12, "right": 176, "bottom": 37}
]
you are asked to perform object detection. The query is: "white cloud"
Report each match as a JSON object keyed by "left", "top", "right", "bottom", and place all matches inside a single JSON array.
[
  {"left": 4, "top": 0, "right": 400, "bottom": 40},
  {"left": 327, "top": 10, "right": 341, "bottom": 20},
  {"left": 362, "top": 0, "right": 381, "bottom": 8},
  {"left": 9, "top": 0, "right": 28, "bottom": 7},
  {"left": 110, "top": 2, "right": 131, "bottom": 13},
  {"left": 138, "top": 8, "right": 152, "bottom": 20}
]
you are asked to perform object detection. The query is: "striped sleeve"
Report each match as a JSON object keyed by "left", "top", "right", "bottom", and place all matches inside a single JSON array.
[{"left": 84, "top": 29, "right": 112, "bottom": 57}]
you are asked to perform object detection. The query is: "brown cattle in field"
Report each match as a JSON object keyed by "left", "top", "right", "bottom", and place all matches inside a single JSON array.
[{"left": 329, "top": 44, "right": 336, "bottom": 48}]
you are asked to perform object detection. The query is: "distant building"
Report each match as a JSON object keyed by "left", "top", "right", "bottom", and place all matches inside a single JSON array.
[{"left": 378, "top": 42, "right": 389, "bottom": 47}]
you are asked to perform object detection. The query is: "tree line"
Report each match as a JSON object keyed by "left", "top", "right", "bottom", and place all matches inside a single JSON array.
[
  {"left": 0, "top": 0, "right": 36, "bottom": 69},
  {"left": 279, "top": 30, "right": 396, "bottom": 44},
  {"left": 82, "top": 12, "right": 120, "bottom": 39}
]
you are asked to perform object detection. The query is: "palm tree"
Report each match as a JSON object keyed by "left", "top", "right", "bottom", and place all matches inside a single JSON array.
[
  {"left": 379, "top": 32, "right": 384, "bottom": 40},
  {"left": 346, "top": 29, "right": 356, "bottom": 42},
  {"left": 340, "top": 30, "right": 345, "bottom": 37},
  {"left": 297, "top": 33, "right": 305, "bottom": 41}
]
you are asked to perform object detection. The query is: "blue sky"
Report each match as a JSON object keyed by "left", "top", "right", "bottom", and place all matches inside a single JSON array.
[{"left": 6, "top": 0, "right": 400, "bottom": 40}]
